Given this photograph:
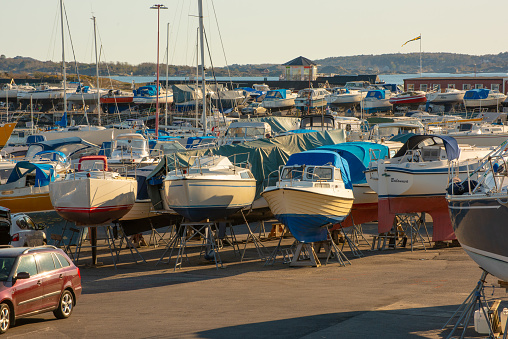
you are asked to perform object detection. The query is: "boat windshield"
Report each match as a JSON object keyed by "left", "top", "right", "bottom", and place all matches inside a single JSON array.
[
  {"left": 113, "top": 139, "right": 147, "bottom": 153},
  {"left": 306, "top": 166, "right": 333, "bottom": 181},
  {"left": 228, "top": 127, "right": 265, "bottom": 138},
  {"left": 281, "top": 166, "right": 304, "bottom": 180}
]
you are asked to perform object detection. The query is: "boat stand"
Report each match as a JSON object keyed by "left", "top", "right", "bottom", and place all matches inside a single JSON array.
[
  {"left": 216, "top": 221, "right": 240, "bottom": 257},
  {"left": 147, "top": 221, "right": 174, "bottom": 248},
  {"left": 337, "top": 224, "right": 364, "bottom": 258},
  {"left": 264, "top": 224, "right": 295, "bottom": 266},
  {"left": 240, "top": 210, "right": 267, "bottom": 262},
  {"left": 290, "top": 242, "right": 321, "bottom": 267},
  {"left": 346, "top": 215, "right": 371, "bottom": 248},
  {"left": 442, "top": 270, "right": 496, "bottom": 339},
  {"left": 156, "top": 222, "right": 223, "bottom": 270},
  {"left": 325, "top": 228, "right": 351, "bottom": 266},
  {"left": 396, "top": 213, "right": 431, "bottom": 252}
]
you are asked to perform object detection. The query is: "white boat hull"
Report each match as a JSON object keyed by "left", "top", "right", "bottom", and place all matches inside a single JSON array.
[
  {"left": 50, "top": 177, "right": 137, "bottom": 225},
  {"left": 39, "top": 128, "right": 135, "bottom": 146},
  {"left": 164, "top": 178, "right": 256, "bottom": 222},
  {"left": 262, "top": 97, "right": 295, "bottom": 109}
]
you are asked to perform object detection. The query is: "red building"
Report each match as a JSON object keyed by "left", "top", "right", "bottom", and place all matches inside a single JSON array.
[{"left": 403, "top": 77, "right": 508, "bottom": 94}]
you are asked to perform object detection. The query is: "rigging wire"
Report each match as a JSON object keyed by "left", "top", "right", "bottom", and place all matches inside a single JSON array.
[
  {"left": 46, "top": 1, "right": 60, "bottom": 63},
  {"left": 209, "top": 0, "right": 234, "bottom": 89}
]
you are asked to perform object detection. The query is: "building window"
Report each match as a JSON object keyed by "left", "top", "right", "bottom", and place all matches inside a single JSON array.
[
  {"left": 420, "top": 84, "right": 428, "bottom": 91},
  {"left": 492, "top": 84, "right": 500, "bottom": 91},
  {"left": 448, "top": 84, "right": 455, "bottom": 89},
  {"left": 475, "top": 84, "right": 483, "bottom": 89},
  {"left": 463, "top": 84, "right": 471, "bottom": 90},
  {"left": 407, "top": 84, "right": 414, "bottom": 91},
  {"left": 433, "top": 84, "right": 441, "bottom": 91}
]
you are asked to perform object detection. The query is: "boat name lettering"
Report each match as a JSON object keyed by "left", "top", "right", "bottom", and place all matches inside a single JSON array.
[{"left": 390, "top": 178, "right": 409, "bottom": 183}]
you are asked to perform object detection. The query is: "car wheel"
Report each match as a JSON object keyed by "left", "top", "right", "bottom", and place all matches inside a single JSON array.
[
  {"left": 0, "top": 303, "right": 10, "bottom": 334},
  {"left": 53, "top": 290, "right": 73, "bottom": 319}
]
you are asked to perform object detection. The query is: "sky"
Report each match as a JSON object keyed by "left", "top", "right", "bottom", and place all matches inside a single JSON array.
[{"left": 2, "top": 0, "right": 508, "bottom": 68}]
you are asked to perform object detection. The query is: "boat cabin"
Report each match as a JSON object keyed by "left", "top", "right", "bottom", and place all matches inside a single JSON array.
[
  {"left": 368, "top": 122, "right": 425, "bottom": 141},
  {"left": 392, "top": 135, "right": 460, "bottom": 164},
  {"left": 78, "top": 155, "right": 108, "bottom": 172},
  {"left": 224, "top": 122, "right": 272, "bottom": 144}
]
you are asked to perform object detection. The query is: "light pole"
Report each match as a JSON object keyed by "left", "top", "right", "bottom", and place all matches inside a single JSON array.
[{"left": 150, "top": 4, "right": 167, "bottom": 140}]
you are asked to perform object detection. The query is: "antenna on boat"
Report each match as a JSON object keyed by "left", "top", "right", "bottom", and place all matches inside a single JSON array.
[
  {"left": 60, "top": 0, "right": 67, "bottom": 125},
  {"left": 92, "top": 15, "right": 101, "bottom": 126}
]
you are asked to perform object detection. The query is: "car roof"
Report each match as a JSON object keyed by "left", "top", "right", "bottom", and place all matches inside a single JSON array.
[{"left": 0, "top": 246, "right": 61, "bottom": 258}]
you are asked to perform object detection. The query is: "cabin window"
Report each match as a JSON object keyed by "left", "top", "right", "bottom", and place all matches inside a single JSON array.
[
  {"left": 463, "top": 84, "right": 471, "bottom": 90},
  {"left": 407, "top": 84, "right": 414, "bottom": 91},
  {"left": 240, "top": 172, "right": 251, "bottom": 179},
  {"left": 433, "top": 84, "right": 441, "bottom": 91},
  {"left": 335, "top": 168, "right": 342, "bottom": 182},
  {"left": 475, "top": 84, "right": 483, "bottom": 89},
  {"left": 448, "top": 84, "right": 455, "bottom": 89},
  {"left": 492, "top": 84, "right": 500, "bottom": 91},
  {"left": 458, "top": 123, "right": 473, "bottom": 132},
  {"left": 281, "top": 166, "right": 304, "bottom": 180},
  {"left": 313, "top": 167, "right": 333, "bottom": 181},
  {"left": 420, "top": 84, "right": 428, "bottom": 91}
]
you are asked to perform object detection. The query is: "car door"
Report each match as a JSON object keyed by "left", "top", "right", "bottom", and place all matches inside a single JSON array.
[
  {"left": 22, "top": 216, "right": 45, "bottom": 247},
  {"left": 12, "top": 254, "right": 42, "bottom": 316},
  {"left": 35, "top": 252, "right": 64, "bottom": 309}
]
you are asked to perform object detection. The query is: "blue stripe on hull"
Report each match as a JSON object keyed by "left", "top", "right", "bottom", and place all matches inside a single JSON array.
[
  {"left": 274, "top": 213, "right": 346, "bottom": 243},
  {"left": 172, "top": 206, "right": 244, "bottom": 222}
]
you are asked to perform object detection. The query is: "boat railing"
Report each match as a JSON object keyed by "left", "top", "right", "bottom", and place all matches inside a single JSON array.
[
  {"left": 400, "top": 149, "right": 422, "bottom": 163},
  {"left": 448, "top": 140, "right": 508, "bottom": 195}
]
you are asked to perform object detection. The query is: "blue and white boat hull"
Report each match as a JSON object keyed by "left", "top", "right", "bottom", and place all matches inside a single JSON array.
[{"left": 262, "top": 187, "right": 353, "bottom": 243}]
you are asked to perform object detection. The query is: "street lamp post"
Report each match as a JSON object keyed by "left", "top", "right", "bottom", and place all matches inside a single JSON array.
[{"left": 150, "top": 4, "right": 167, "bottom": 140}]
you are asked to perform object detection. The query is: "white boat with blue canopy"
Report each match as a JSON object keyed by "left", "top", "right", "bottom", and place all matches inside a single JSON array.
[
  {"left": 262, "top": 150, "right": 354, "bottom": 243},
  {"left": 261, "top": 89, "right": 297, "bottom": 111}
]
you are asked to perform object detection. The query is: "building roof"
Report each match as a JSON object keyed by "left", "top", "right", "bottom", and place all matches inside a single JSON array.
[
  {"left": 283, "top": 56, "right": 317, "bottom": 66},
  {"left": 405, "top": 76, "right": 507, "bottom": 81}
]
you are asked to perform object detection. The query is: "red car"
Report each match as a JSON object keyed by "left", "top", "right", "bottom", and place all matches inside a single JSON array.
[{"left": 0, "top": 246, "right": 82, "bottom": 334}]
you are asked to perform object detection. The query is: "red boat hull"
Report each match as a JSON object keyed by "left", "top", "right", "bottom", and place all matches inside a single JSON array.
[
  {"left": 389, "top": 96, "right": 427, "bottom": 105},
  {"left": 100, "top": 97, "right": 133, "bottom": 104}
]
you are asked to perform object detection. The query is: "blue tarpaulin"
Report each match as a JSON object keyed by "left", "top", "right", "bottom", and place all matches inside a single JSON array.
[
  {"left": 285, "top": 150, "right": 352, "bottom": 189},
  {"left": 7, "top": 162, "right": 56, "bottom": 187}
]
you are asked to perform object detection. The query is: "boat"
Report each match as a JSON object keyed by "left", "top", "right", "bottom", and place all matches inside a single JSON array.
[
  {"left": 294, "top": 88, "right": 329, "bottom": 113},
  {"left": 443, "top": 120, "right": 508, "bottom": 147},
  {"left": 365, "top": 134, "right": 492, "bottom": 241},
  {"left": 367, "top": 121, "right": 424, "bottom": 141},
  {"left": 463, "top": 88, "right": 506, "bottom": 109},
  {"left": 133, "top": 85, "right": 173, "bottom": 105},
  {"left": 24, "top": 137, "right": 101, "bottom": 163},
  {"left": 446, "top": 141, "right": 508, "bottom": 280},
  {"left": 426, "top": 88, "right": 465, "bottom": 105},
  {"left": 100, "top": 89, "right": 134, "bottom": 104},
  {"left": 0, "top": 123, "right": 17, "bottom": 149},
  {"left": 36, "top": 122, "right": 133, "bottom": 146},
  {"left": 108, "top": 133, "right": 158, "bottom": 171},
  {"left": 49, "top": 155, "right": 137, "bottom": 225},
  {"left": 261, "top": 89, "right": 297, "bottom": 111},
  {"left": 66, "top": 84, "right": 108, "bottom": 108},
  {"left": 0, "top": 80, "right": 35, "bottom": 101},
  {"left": 0, "top": 161, "right": 56, "bottom": 214},
  {"left": 261, "top": 150, "right": 354, "bottom": 243},
  {"left": 389, "top": 91, "right": 427, "bottom": 108},
  {"left": 325, "top": 88, "right": 366, "bottom": 108},
  {"left": 29, "top": 150, "right": 70, "bottom": 175},
  {"left": 163, "top": 155, "right": 257, "bottom": 222},
  {"left": 221, "top": 121, "right": 272, "bottom": 145},
  {"left": 361, "top": 89, "right": 393, "bottom": 113},
  {"left": 210, "top": 89, "right": 246, "bottom": 112}
]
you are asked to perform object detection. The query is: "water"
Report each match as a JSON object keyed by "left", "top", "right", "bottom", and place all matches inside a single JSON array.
[
  {"left": 379, "top": 72, "right": 508, "bottom": 85},
  {"left": 112, "top": 73, "right": 508, "bottom": 86},
  {"left": 111, "top": 75, "right": 280, "bottom": 84}
]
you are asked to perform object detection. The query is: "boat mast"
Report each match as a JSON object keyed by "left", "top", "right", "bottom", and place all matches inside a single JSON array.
[
  {"left": 165, "top": 23, "right": 170, "bottom": 127},
  {"left": 151, "top": 4, "right": 167, "bottom": 140},
  {"left": 198, "top": 0, "right": 207, "bottom": 135},
  {"left": 92, "top": 16, "right": 101, "bottom": 126},
  {"left": 195, "top": 27, "right": 199, "bottom": 130},
  {"left": 419, "top": 33, "right": 422, "bottom": 78},
  {"left": 60, "top": 0, "right": 67, "bottom": 124}
]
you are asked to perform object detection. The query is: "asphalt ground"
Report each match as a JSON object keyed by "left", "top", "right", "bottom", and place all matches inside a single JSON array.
[{"left": 3, "top": 222, "right": 507, "bottom": 339}]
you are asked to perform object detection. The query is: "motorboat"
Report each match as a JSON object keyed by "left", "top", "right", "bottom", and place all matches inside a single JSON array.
[
  {"left": 66, "top": 84, "right": 108, "bottom": 108},
  {"left": 389, "top": 91, "right": 427, "bottom": 108},
  {"left": 36, "top": 122, "right": 133, "bottom": 146},
  {"left": 133, "top": 85, "right": 173, "bottom": 105},
  {"left": 221, "top": 121, "right": 272, "bottom": 145},
  {"left": 443, "top": 120, "right": 508, "bottom": 147},
  {"left": 367, "top": 121, "right": 424, "bottom": 141},
  {"left": 325, "top": 88, "right": 366, "bottom": 108},
  {"left": 463, "top": 88, "right": 506, "bottom": 109},
  {"left": 0, "top": 81, "right": 35, "bottom": 101},
  {"left": 49, "top": 155, "right": 137, "bottom": 225},
  {"left": 24, "top": 137, "right": 101, "bottom": 163},
  {"left": 294, "top": 88, "right": 329, "bottom": 113},
  {"left": 366, "top": 135, "right": 490, "bottom": 199},
  {"left": 0, "top": 161, "right": 56, "bottom": 213},
  {"left": 426, "top": 88, "right": 465, "bottom": 105},
  {"left": 262, "top": 150, "right": 354, "bottom": 243},
  {"left": 365, "top": 135, "right": 492, "bottom": 241},
  {"left": 261, "top": 89, "right": 297, "bottom": 111},
  {"left": 210, "top": 89, "right": 246, "bottom": 112},
  {"left": 163, "top": 155, "right": 257, "bottom": 222},
  {"left": 446, "top": 141, "right": 508, "bottom": 280},
  {"left": 100, "top": 89, "right": 134, "bottom": 104},
  {"left": 361, "top": 89, "right": 393, "bottom": 113},
  {"left": 108, "top": 133, "right": 158, "bottom": 170},
  {"left": 29, "top": 150, "right": 70, "bottom": 175}
]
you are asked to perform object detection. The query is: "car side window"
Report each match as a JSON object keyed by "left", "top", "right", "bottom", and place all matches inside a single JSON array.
[
  {"left": 52, "top": 253, "right": 62, "bottom": 269},
  {"left": 55, "top": 253, "right": 71, "bottom": 268},
  {"left": 16, "top": 255, "right": 38, "bottom": 277},
  {"left": 36, "top": 253, "right": 55, "bottom": 273},
  {"left": 16, "top": 219, "right": 27, "bottom": 230},
  {"left": 24, "top": 217, "right": 37, "bottom": 230}
]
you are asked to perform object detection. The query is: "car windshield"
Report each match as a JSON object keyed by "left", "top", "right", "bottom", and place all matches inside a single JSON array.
[{"left": 0, "top": 258, "right": 15, "bottom": 281}]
